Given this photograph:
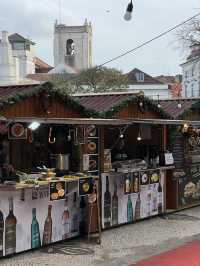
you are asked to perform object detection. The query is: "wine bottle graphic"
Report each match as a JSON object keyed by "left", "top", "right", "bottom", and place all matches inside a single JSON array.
[
  {"left": 5, "top": 197, "right": 17, "bottom": 255},
  {"left": 112, "top": 182, "right": 118, "bottom": 226},
  {"left": 31, "top": 208, "right": 41, "bottom": 248},
  {"left": 127, "top": 195, "right": 133, "bottom": 223},
  {"left": 62, "top": 198, "right": 70, "bottom": 240},
  {"left": 158, "top": 180, "right": 163, "bottom": 214},
  {"left": 71, "top": 192, "right": 79, "bottom": 233},
  {"left": 147, "top": 185, "right": 151, "bottom": 217},
  {"left": 104, "top": 176, "right": 111, "bottom": 228},
  {"left": 135, "top": 193, "right": 141, "bottom": 220},
  {"left": 42, "top": 205, "right": 52, "bottom": 245},
  {"left": 152, "top": 184, "right": 158, "bottom": 212},
  {"left": 0, "top": 205, "right": 4, "bottom": 257}
]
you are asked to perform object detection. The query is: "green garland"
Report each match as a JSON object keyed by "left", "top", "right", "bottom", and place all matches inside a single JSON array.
[{"left": 0, "top": 82, "right": 99, "bottom": 118}]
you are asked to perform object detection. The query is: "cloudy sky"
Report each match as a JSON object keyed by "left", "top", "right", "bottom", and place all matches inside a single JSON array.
[{"left": 0, "top": 0, "right": 200, "bottom": 76}]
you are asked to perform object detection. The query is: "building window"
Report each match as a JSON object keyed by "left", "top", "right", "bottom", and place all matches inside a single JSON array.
[
  {"left": 192, "top": 67, "right": 195, "bottom": 77},
  {"left": 12, "top": 42, "right": 25, "bottom": 50},
  {"left": 191, "top": 83, "right": 194, "bottom": 97},
  {"left": 199, "top": 82, "right": 200, "bottom": 97},
  {"left": 135, "top": 72, "right": 144, "bottom": 82},
  {"left": 185, "top": 71, "right": 188, "bottom": 79},
  {"left": 185, "top": 84, "right": 187, "bottom": 98},
  {"left": 66, "top": 39, "right": 75, "bottom": 55}
]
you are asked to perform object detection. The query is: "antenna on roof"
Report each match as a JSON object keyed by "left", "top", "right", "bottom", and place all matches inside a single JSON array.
[{"left": 59, "top": 0, "right": 62, "bottom": 24}]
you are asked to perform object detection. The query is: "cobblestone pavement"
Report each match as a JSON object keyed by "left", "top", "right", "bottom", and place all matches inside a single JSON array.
[{"left": 1, "top": 206, "right": 200, "bottom": 266}]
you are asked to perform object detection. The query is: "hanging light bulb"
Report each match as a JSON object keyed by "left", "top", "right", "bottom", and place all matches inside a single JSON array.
[
  {"left": 137, "top": 127, "right": 142, "bottom": 141},
  {"left": 157, "top": 94, "right": 161, "bottom": 108},
  {"left": 124, "top": 0, "right": 133, "bottom": 21},
  {"left": 177, "top": 102, "right": 182, "bottom": 108}
]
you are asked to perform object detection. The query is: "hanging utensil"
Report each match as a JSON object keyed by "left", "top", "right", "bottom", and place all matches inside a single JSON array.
[{"left": 48, "top": 127, "right": 55, "bottom": 144}]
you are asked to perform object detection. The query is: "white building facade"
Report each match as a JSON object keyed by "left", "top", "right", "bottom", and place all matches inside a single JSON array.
[
  {"left": 0, "top": 31, "right": 36, "bottom": 85},
  {"left": 181, "top": 44, "right": 200, "bottom": 98},
  {"left": 53, "top": 19, "right": 92, "bottom": 70}
]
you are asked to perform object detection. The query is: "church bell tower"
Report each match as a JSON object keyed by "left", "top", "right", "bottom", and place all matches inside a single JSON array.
[{"left": 54, "top": 19, "right": 92, "bottom": 70}]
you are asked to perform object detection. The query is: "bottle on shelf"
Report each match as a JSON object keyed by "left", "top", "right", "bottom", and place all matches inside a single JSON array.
[
  {"left": 158, "top": 180, "right": 163, "bottom": 214},
  {"left": 127, "top": 195, "right": 133, "bottom": 223},
  {"left": 31, "top": 208, "right": 41, "bottom": 249},
  {"left": 112, "top": 181, "right": 118, "bottom": 226},
  {"left": 71, "top": 192, "right": 79, "bottom": 233},
  {"left": 104, "top": 176, "right": 111, "bottom": 228},
  {"left": 0, "top": 203, "right": 4, "bottom": 257},
  {"left": 5, "top": 197, "right": 17, "bottom": 255},
  {"left": 62, "top": 198, "right": 70, "bottom": 240},
  {"left": 42, "top": 205, "right": 52, "bottom": 245},
  {"left": 135, "top": 193, "right": 141, "bottom": 220}
]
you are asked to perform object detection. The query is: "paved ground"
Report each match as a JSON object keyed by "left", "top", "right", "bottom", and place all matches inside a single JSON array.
[{"left": 2, "top": 206, "right": 200, "bottom": 266}]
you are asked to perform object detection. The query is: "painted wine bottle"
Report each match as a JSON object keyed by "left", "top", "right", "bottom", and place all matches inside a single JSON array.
[
  {"left": 42, "top": 205, "right": 52, "bottom": 245},
  {"left": 71, "top": 192, "right": 79, "bottom": 233},
  {"left": 104, "top": 176, "right": 111, "bottom": 228},
  {"left": 5, "top": 197, "right": 17, "bottom": 255},
  {"left": 62, "top": 198, "right": 70, "bottom": 240},
  {"left": 127, "top": 195, "right": 133, "bottom": 223},
  {"left": 112, "top": 182, "right": 118, "bottom": 226},
  {"left": 0, "top": 205, "right": 4, "bottom": 257},
  {"left": 135, "top": 193, "right": 141, "bottom": 220},
  {"left": 31, "top": 208, "right": 41, "bottom": 248},
  {"left": 158, "top": 180, "right": 163, "bottom": 214}
]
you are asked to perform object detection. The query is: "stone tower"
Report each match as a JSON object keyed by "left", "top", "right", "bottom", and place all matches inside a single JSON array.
[{"left": 54, "top": 19, "right": 92, "bottom": 70}]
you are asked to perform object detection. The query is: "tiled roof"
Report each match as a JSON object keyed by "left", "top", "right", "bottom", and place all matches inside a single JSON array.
[
  {"left": 73, "top": 93, "right": 136, "bottom": 113},
  {"left": 160, "top": 98, "right": 199, "bottom": 119},
  {"left": 0, "top": 84, "right": 38, "bottom": 101},
  {"left": 35, "top": 57, "right": 53, "bottom": 72},
  {"left": 126, "top": 68, "right": 163, "bottom": 85},
  {"left": 8, "top": 33, "right": 35, "bottom": 45}
]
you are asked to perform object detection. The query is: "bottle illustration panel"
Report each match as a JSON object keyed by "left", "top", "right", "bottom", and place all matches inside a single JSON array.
[
  {"left": 31, "top": 208, "right": 41, "bottom": 248},
  {"left": 102, "top": 170, "right": 164, "bottom": 227},
  {"left": 5, "top": 197, "right": 17, "bottom": 256},
  {"left": 42, "top": 205, "right": 52, "bottom": 245}
]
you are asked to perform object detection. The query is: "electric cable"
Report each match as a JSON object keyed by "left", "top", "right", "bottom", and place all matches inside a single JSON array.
[{"left": 98, "top": 12, "right": 200, "bottom": 67}]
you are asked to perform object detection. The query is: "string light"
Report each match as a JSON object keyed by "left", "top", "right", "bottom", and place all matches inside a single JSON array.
[
  {"left": 157, "top": 94, "right": 161, "bottom": 108},
  {"left": 137, "top": 126, "right": 142, "bottom": 141}
]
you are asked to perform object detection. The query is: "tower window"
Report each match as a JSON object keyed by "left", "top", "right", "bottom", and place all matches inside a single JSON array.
[{"left": 66, "top": 39, "right": 75, "bottom": 55}]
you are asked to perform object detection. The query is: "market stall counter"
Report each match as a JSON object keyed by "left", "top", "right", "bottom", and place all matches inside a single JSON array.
[
  {"left": 0, "top": 173, "right": 96, "bottom": 257},
  {"left": 101, "top": 166, "right": 174, "bottom": 229}
]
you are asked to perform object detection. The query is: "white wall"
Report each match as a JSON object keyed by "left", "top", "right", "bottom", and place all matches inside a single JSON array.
[
  {"left": 127, "top": 84, "right": 170, "bottom": 99},
  {"left": 182, "top": 60, "right": 200, "bottom": 98}
]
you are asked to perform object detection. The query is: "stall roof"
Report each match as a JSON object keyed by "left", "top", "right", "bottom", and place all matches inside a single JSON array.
[{"left": 159, "top": 98, "right": 200, "bottom": 119}]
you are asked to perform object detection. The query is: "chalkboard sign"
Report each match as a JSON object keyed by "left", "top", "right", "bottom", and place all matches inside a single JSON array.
[{"left": 171, "top": 132, "right": 185, "bottom": 169}]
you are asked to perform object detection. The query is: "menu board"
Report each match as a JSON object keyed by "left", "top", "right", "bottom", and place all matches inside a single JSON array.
[
  {"left": 50, "top": 181, "right": 66, "bottom": 201},
  {"left": 84, "top": 125, "right": 99, "bottom": 176},
  {"left": 171, "top": 131, "right": 185, "bottom": 169}
]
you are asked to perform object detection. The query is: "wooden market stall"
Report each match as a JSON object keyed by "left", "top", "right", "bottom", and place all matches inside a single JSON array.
[
  {"left": 75, "top": 92, "right": 174, "bottom": 229},
  {"left": 0, "top": 82, "right": 107, "bottom": 257},
  {"left": 160, "top": 99, "right": 200, "bottom": 211}
]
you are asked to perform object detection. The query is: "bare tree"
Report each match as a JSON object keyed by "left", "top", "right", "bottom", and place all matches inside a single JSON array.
[{"left": 176, "top": 18, "right": 200, "bottom": 51}]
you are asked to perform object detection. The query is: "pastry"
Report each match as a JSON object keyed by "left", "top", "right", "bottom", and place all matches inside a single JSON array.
[{"left": 88, "top": 141, "right": 96, "bottom": 152}]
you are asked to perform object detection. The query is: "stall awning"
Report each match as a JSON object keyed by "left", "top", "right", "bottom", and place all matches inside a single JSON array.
[
  {"left": 3, "top": 117, "right": 133, "bottom": 126},
  {"left": 126, "top": 118, "right": 200, "bottom": 126}
]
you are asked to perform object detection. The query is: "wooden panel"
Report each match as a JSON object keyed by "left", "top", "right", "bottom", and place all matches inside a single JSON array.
[
  {"left": 112, "top": 103, "right": 161, "bottom": 119},
  {"left": 2, "top": 96, "right": 85, "bottom": 119}
]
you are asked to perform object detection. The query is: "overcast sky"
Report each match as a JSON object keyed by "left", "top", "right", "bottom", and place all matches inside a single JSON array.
[{"left": 0, "top": 0, "right": 200, "bottom": 76}]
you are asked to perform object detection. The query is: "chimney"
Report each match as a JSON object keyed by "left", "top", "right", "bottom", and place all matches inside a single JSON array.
[{"left": 2, "top": 31, "right": 9, "bottom": 43}]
